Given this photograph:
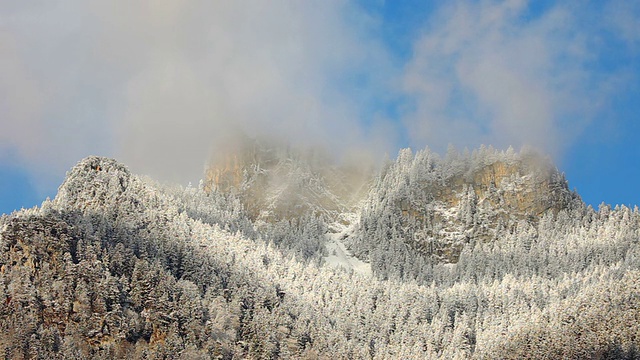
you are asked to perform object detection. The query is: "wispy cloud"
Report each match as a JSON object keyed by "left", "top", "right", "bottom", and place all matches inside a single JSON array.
[
  {"left": 605, "top": 0, "right": 640, "bottom": 48},
  {"left": 0, "top": 0, "right": 637, "bottom": 196},
  {"left": 400, "top": 0, "right": 603, "bottom": 156},
  {"left": 104, "top": 0, "right": 390, "bottom": 182},
  {"left": 1, "top": 2, "right": 115, "bottom": 186}
]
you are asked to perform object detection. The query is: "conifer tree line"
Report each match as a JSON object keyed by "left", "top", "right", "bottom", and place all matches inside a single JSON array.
[{"left": 0, "top": 151, "right": 638, "bottom": 359}]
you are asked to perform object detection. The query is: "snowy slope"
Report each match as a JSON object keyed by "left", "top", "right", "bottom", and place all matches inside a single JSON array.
[{"left": 323, "top": 212, "right": 371, "bottom": 276}]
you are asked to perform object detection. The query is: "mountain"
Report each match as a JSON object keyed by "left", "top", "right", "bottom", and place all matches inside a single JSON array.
[
  {"left": 203, "top": 141, "right": 580, "bottom": 275},
  {"left": 203, "top": 137, "right": 372, "bottom": 223},
  {"left": 348, "top": 146, "right": 581, "bottom": 281},
  {"left": 1, "top": 149, "right": 639, "bottom": 359}
]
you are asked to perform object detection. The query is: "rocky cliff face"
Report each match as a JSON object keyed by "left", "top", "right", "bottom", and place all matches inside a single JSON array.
[
  {"left": 203, "top": 138, "right": 371, "bottom": 223},
  {"left": 204, "top": 142, "right": 579, "bottom": 265},
  {"left": 465, "top": 156, "right": 572, "bottom": 216},
  {"left": 419, "top": 155, "right": 573, "bottom": 230},
  {"left": 350, "top": 147, "right": 580, "bottom": 265}
]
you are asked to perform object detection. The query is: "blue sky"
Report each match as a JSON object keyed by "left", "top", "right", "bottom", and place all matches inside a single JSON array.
[{"left": 1, "top": 0, "right": 639, "bottom": 215}]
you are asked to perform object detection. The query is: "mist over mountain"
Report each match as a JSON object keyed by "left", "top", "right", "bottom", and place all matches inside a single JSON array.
[
  {"left": 1, "top": 146, "right": 639, "bottom": 359},
  {"left": 204, "top": 135, "right": 373, "bottom": 222}
]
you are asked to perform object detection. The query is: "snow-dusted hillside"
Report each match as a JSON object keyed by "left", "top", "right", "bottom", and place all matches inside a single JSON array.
[
  {"left": 348, "top": 146, "right": 581, "bottom": 282},
  {"left": 324, "top": 212, "right": 371, "bottom": 276},
  {"left": 0, "top": 152, "right": 639, "bottom": 359}
]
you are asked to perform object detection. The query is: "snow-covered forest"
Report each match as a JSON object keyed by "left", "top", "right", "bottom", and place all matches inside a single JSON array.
[{"left": 1, "top": 149, "right": 639, "bottom": 359}]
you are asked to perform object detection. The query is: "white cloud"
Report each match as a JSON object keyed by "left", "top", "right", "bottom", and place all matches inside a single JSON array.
[
  {"left": 0, "top": 2, "right": 113, "bottom": 190},
  {"left": 99, "top": 0, "right": 394, "bottom": 183},
  {"left": 0, "top": 0, "right": 392, "bottom": 188},
  {"left": 1, "top": 0, "right": 636, "bottom": 196},
  {"left": 401, "top": 0, "right": 594, "bottom": 156}
]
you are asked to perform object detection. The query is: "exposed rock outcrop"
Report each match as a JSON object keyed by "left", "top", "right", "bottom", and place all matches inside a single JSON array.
[
  {"left": 204, "top": 138, "right": 371, "bottom": 222},
  {"left": 205, "top": 143, "right": 579, "bottom": 265},
  {"left": 352, "top": 147, "right": 580, "bottom": 264}
]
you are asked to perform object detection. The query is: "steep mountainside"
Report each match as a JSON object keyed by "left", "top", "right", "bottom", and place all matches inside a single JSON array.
[
  {"left": 1, "top": 151, "right": 639, "bottom": 359},
  {"left": 203, "top": 137, "right": 371, "bottom": 223},
  {"left": 349, "top": 146, "right": 580, "bottom": 275},
  {"left": 205, "top": 141, "right": 580, "bottom": 270}
]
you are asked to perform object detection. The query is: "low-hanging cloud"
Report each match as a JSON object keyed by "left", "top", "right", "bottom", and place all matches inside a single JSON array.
[
  {"left": 0, "top": 0, "right": 394, "bottom": 190},
  {"left": 0, "top": 0, "right": 637, "bottom": 199},
  {"left": 103, "top": 0, "right": 394, "bottom": 183}
]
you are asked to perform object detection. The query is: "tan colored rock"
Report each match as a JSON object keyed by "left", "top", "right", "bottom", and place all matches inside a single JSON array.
[
  {"left": 397, "top": 156, "right": 575, "bottom": 263},
  {"left": 203, "top": 138, "right": 372, "bottom": 222}
]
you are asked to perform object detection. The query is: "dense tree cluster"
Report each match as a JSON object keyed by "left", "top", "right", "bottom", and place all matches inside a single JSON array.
[{"left": 0, "top": 152, "right": 638, "bottom": 358}]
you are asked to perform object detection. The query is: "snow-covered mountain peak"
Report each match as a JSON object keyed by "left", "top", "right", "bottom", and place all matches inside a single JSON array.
[
  {"left": 349, "top": 147, "right": 581, "bottom": 267},
  {"left": 54, "top": 156, "right": 134, "bottom": 210}
]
